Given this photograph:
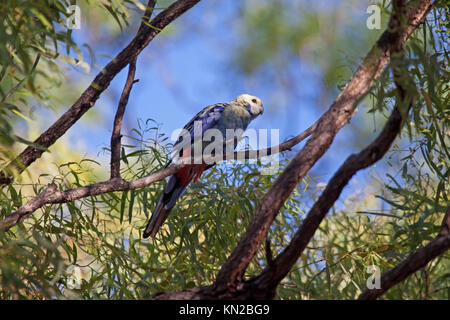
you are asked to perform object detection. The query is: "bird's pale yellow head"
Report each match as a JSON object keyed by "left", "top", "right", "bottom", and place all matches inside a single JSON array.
[{"left": 235, "top": 94, "right": 264, "bottom": 119}]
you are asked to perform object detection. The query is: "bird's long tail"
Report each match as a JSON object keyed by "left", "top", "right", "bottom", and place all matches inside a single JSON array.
[{"left": 143, "top": 163, "right": 207, "bottom": 238}]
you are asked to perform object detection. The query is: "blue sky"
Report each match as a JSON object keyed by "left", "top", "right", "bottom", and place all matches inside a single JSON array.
[{"left": 66, "top": 2, "right": 320, "bottom": 156}]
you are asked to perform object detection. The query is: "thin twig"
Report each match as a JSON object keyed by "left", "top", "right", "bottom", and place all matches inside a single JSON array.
[
  {"left": 138, "top": 0, "right": 157, "bottom": 34},
  {"left": 110, "top": 0, "right": 157, "bottom": 179},
  {"left": 231, "top": 121, "right": 318, "bottom": 160},
  {"left": 110, "top": 59, "right": 137, "bottom": 178}
]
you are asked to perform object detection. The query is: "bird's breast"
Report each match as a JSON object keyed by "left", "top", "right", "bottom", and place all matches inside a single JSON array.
[{"left": 216, "top": 106, "right": 251, "bottom": 133}]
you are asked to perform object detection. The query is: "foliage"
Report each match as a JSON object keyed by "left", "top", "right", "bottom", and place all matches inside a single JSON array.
[
  {"left": 0, "top": 0, "right": 145, "bottom": 170},
  {"left": 0, "top": 120, "right": 294, "bottom": 299},
  {"left": 0, "top": 0, "right": 448, "bottom": 300}
]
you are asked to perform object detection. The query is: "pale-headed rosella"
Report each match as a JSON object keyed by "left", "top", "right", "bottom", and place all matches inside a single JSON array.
[{"left": 143, "top": 94, "right": 264, "bottom": 238}]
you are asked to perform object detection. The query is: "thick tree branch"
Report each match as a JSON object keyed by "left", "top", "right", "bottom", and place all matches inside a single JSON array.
[
  {"left": 133, "top": 0, "right": 439, "bottom": 301},
  {"left": 358, "top": 206, "right": 450, "bottom": 300},
  {"left": 248, "top": 45, "right": 416, "bottom": 295},
  {"left": 213, "top": 0, "right": 433, "bottom": 293},
  {"left": 251, "top": 97, "right": 408, "bottom": 294},
  {"left": 0, "top": 0, "right": 200, "bottom": 185}
]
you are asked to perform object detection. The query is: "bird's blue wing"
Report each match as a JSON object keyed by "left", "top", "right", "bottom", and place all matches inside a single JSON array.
[{"left": 174, "top": 104, "right": 226, "bottom": 147}]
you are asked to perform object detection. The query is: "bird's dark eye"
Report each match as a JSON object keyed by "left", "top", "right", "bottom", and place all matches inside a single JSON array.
[{"left": 252, "top": 99, "right": 257, "bottom": 103}]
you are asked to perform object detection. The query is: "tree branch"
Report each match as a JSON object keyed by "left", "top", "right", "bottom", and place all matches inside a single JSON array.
[
  {"left": 140, "top": 0, "right": 438, "bottom": 300},
  {"left": 152, "top": 97, "right": 410, "bottom": 300},
  {"left": 358, "top": 206, "right": 450, "bottom": 300},
  {"left": 0, "top": 0, "right": 440, "bottom": 302},
  {"left": 248, "top": 37, "right": 417, "bottom": 295},
  {"left": 0, "top": 126, "right": 317, "bottom": 233},
  {"left": 0, "top": 107, "right": 319, "bottom": 233},
  {"left": 0, "top": 182, "right": 58, "bottom": 230},
  {"left": 110, "top": 0, "right": 156, "bottom": 179},
  {"left": 0, "top": 162, "right": 187, "bottom": 232},
  {"left": 138, "top": 0, "right": 157, "bottom": 34},
  {"left": 230, "top": 120, "right": 318, "bottom": 160},
  {"left": 251, "top": 92, "right": 408, "bottom": 294},
  {"left": 0, "top": 0, "right": 201, "bottom": 185},
  {"left": 213, "top": 0, "right": 433, "bottom": 293},
  {"left": 110, "top": 60, "right": 137, "bottom": 179}
]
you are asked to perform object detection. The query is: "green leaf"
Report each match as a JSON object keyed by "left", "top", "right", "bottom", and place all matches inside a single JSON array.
[
  {"left": 128, "top": 190, "right": 135, "bottom": 224},
  {"left": 120, "top": 190, "right": 128, "bottom": 224}
]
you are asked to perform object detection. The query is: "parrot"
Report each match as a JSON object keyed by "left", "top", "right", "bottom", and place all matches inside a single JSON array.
[{"left": 142, "top": 94, "right": 264, "bottom": 238}]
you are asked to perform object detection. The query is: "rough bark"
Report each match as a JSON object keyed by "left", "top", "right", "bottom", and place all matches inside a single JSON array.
[{"left": 213, "top": 0, "right": 434, "bottom": 293}]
